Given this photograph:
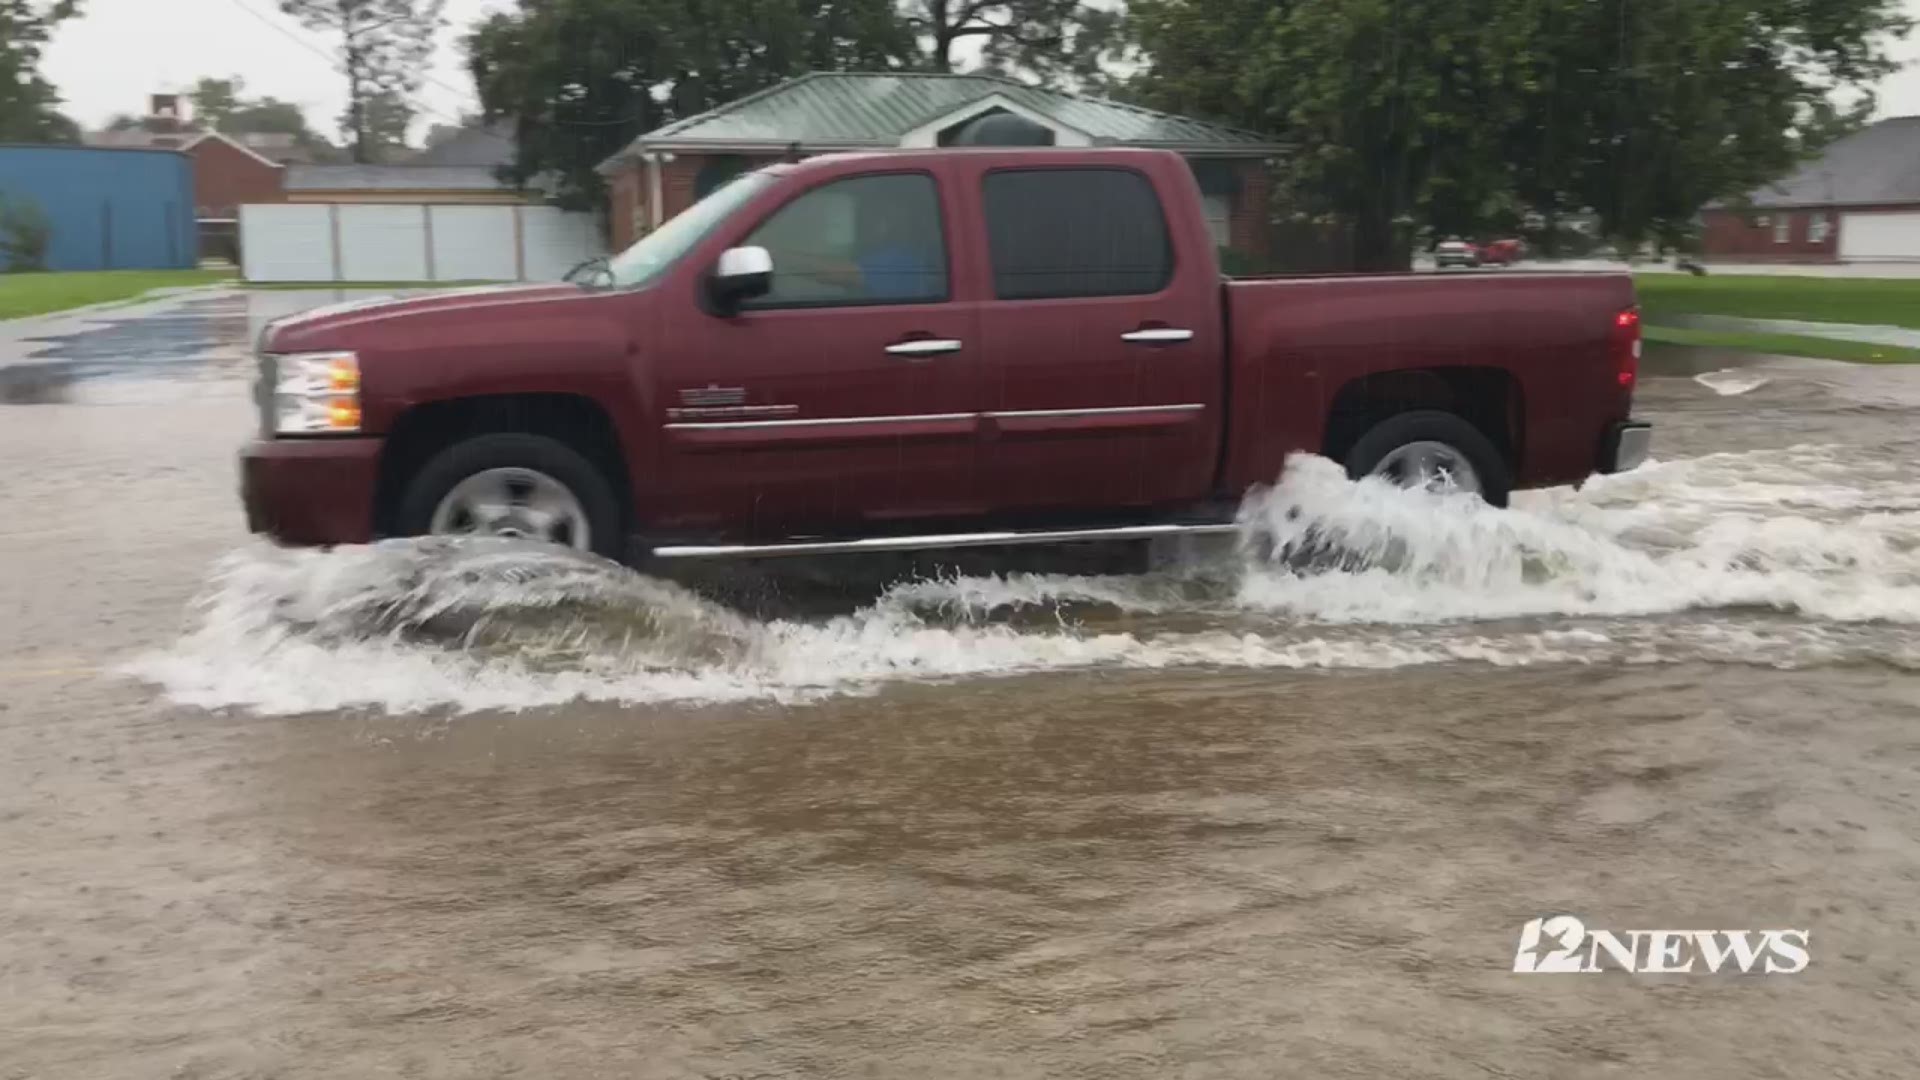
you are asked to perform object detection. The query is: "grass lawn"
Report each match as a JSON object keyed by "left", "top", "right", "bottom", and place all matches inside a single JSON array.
[
  {"left": 1643, "top": 324, "right": 1920, "bottom": 364},
  {"left": 0, "top": 269, "right": 233, "bottom": 320},
  {"left": 1636, "top": 273, "right": 1920, "bottom": 330}
]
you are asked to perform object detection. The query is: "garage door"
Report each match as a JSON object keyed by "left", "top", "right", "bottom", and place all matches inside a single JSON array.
[{"left": 1838, "top": 212, "right": 1920, "bottom": 262}]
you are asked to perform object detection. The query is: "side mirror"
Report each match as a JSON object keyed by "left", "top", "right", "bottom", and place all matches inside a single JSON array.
[{"left": 707, "top": 245, "right": 772, "bottom": 311}]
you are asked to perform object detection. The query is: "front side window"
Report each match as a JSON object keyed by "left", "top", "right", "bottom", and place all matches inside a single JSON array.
[
  {"left": 741, "top": 173, "right": 948, "bottom": 309},
  {"left": 982, "top": 168, "right": 1173, "bottom": 299},
  {"left": 1809, "top": 211, "right": 1832, "bottom": 244},
  {"left": 605, "top": 171, "right": 774, "bottom": 289},
  {"left": 1774, "top": 213, "right": 1794, "bottom": 244}
]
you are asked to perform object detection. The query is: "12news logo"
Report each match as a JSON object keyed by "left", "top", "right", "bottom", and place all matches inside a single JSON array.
[{"left": 1514, "top": 916, "right": 1810, "bottom": 975}]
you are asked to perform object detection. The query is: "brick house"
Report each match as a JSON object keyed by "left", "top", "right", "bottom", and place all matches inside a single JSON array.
[
  {"left": 87, "top": 95, "right": 315, "bottom": 260},
  {"left": 597, "top": 72, "right": 1282, "bottom": 258},
  {"left": 179, "top": 130, "right": 288, "bottom": 220},
  {"left": 1701, "top": 116, "right": 1920, "bottom": 264}
]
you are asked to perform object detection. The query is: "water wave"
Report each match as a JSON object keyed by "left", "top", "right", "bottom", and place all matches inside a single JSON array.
[{"left": 129, "top": 446, "right": 1920, "bottom": 714}]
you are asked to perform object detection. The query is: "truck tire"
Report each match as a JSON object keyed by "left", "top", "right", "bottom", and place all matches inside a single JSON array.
[
  {"left": 396, "top": 433, "right": 624, "bottom": 560},
  {"left": 1343, "top": 410, "right": 1512, "bottom": 507}
]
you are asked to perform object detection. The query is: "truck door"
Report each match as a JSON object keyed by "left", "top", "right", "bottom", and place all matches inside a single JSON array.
[
  {"left": 656, "top": 167, "right": 980, "bottom": 536},
  {"left": 961, "top": 161, "right": 1223, "bottom": 513}
]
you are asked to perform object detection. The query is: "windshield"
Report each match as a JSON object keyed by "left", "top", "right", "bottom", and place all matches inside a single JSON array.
[{"left": 603, "top": 172, "right": 775, "bottom": 289}]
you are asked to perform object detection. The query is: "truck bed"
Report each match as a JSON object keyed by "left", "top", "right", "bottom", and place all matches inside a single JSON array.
[{"left": 1218, "top": 271, "right": 1638, "bottom": 492}]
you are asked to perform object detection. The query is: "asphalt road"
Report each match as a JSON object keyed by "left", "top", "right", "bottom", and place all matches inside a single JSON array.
[{"left": 4, "top": 288, "right": 1920, "bottom": 1079}]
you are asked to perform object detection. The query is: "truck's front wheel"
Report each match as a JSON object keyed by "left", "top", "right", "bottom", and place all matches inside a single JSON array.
[
  {"left": 396, "top": 434, "right": 623, "bottom": 559},
  {"left": 1344, "top": 411, "right": 1511, "bottom": 507}
]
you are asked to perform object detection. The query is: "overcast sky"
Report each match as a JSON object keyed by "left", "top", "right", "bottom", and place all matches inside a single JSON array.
[{"left": 40, "top": 0, "right": 1920, "bottom": 142}]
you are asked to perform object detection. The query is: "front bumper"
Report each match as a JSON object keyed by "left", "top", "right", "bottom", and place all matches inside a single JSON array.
[
  {"left": 240, "top": 436, "right": 383, "bottom": 545},
  {"left": 1599, "top": 421, "right": 1653, "bottom": 474}
]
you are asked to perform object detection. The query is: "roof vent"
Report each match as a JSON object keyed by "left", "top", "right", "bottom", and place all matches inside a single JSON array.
[{"left": 944, "top": 109, "right": 1055, "bottom": 147}]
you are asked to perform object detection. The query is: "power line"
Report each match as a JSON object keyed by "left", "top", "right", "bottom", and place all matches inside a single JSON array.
[
  {"left": 215, "top": 0, "right": 476, "bottom": 127},
  {"left": 217, "top": 0, "right": 344, "bottom": 71},
  {"left": 219, "top": 0, "right": 651, "bottom": 134}
]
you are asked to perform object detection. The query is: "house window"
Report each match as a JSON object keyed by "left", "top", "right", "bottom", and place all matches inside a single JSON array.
[
  {"left": 1774, "top": 213, "right": 1793, "bottom": 244},
  {"left": 693, "top": 155, "right": 751, "bottom": 200},
  {"left": 1809, "top": 211, "right": 1832, "bottom": 244},
  {"left": 1202, "top": 194, "right": 1233, "bottom": 249}
]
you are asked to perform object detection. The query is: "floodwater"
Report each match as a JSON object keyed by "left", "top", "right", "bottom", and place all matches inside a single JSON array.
[{"left": 4, "top": 291, "right": 1920, "bottom": 1077}]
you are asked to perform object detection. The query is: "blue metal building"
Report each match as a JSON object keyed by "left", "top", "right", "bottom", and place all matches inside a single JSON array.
[{"left": 0, "top": 145, "right": 196, "bottom": 271}]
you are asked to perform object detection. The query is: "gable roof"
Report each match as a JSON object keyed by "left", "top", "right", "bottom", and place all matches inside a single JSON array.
[
  {"left": 180, "top": 129, "right": 285, "bottom": 170},
  {"left": 1743, "top": 116, "right": 1920, "bottom": 209},
  {"left": 609, "top": 72, "right": 1280, "bottom": 164}
]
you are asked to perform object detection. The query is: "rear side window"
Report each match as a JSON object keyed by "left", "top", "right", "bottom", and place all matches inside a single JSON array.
[{"left": 981, "top": 168, "right": 1173, "bottom": 299}]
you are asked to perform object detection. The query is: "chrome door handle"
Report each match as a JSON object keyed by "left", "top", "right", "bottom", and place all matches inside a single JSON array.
[
  {"left": 885, "top": 338, "right": 963, "bottom": 357},
  {"left": 1121, "top": 328, "right": 1195, "bottom": 344}
]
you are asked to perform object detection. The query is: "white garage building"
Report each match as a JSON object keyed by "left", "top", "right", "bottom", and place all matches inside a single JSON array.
[{"left": 1703, "top": 116, "right": 1920, "bottom": 265}]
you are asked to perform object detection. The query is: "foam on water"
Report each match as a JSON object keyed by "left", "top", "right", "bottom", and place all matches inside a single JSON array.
[
  {"left": 130, "top": 446, "right": 1920, "bottom": 714},
  {"left": 1694, "top": 369, "right": 1771, "bottom": 397}
]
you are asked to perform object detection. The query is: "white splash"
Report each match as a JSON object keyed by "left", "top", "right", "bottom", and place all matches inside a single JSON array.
[
  {"left": 1694, "top": 369, "right": 1771, "bottom": 396},
  {"left": 1233, "top": 453, "right": 1920, "bottom": 624},
  {"left": 129, "top": 444, "right": 1920, "bottom": 715}
]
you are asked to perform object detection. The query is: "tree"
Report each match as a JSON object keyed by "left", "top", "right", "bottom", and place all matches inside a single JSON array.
[
  {"left": 356, "top": 88, "right": 415, "bottom": 160},
  {"left": 1131, "top": 0, "right": 1912, "bottom": 268},
  {"left": 1132, "top": 0, "right": 1540, "bottom": 267},
  {"left": 1128, "top": 0, "right": 1912, "bottom": 267},
  {"left": 188, "top": 76, "right": 246, "bottom": 130},
  {"left": 189, "top": 77, "right": 243, "bottom": 131},
  {"left": 279, "top": 0, "right": 447, "bottom": 163},
  {"left": 1524, "top": 0, "right": 1909, "bottom": 254},
  {"left": 228, "top": 96, "right": 317, "bottom": 139},
  {"left": 0, "top": 0, "right": 82, "bottom": 143},
  {"left": 468, "top": 0, "right": 909, "bottom": 212},
  {"left": 900, "top": 0, "right": 1119, "bottom": 82}
]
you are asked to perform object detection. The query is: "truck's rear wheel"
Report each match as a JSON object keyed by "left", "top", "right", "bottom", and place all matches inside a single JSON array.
[
  {"left": 396, "top": 434, "right": 623, "bottom": 559},
  {"left": 1344, "top": 411, "right": 1511, "bottom": 507}
]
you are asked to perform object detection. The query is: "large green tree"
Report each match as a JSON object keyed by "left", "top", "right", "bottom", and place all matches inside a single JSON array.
[
  {"left": 356, "top": 88, "right": 415, "bottom": 160},
  {"left": 180, "top": 75, "right": 342, "bottom": 159},
  {"left": 1131, "top": 0, "right": 1912, "bottom": 267},
  {"left": 468, "top": 0, "right": 911, "bottom": 212},
  {"left": 902, "top": 0, "right": 1124, "bottom": 83},
  {"left": 0, "top": 0, "right": 81, "bottom": 143},
  {"left": 280, "top": 0, "right": 447, "bottom": 162},
  {"left": 188, "top": 76, "right": 245, "bottom": 130}
]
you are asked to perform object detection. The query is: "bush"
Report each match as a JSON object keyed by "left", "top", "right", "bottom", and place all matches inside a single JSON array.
[{"left": 0, "top": 194, "right": 53, "bottom": 273}]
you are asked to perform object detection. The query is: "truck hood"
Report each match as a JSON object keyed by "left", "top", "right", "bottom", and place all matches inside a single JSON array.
[{"left": 260, "top": 283, "right": 584, "bottom": 353}]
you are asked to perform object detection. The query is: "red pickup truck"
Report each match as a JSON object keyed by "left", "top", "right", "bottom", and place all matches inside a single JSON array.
[{"left": 241, "top": 147, "right": 1650, "bottom": 563}]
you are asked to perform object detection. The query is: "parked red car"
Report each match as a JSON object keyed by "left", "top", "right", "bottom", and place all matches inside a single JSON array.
[
  {"left": 241, "top": 147, "right": 1648, "bottom": 563},
  {"left": 1478, "top": 238, "right": 1526, "bottom": 266}
]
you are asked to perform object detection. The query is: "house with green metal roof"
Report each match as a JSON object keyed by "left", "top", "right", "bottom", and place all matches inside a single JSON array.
[{"left": 598, "top": 72, "right": 1284, "bottom": 258}]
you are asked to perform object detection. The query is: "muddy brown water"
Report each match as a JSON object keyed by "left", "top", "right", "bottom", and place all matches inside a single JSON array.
[{"left": 4, "top": 295, "right": 1920, "bottom": 1077}]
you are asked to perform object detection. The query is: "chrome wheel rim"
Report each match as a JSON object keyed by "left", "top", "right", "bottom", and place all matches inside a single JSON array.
[
  {"left": 1370, "top": 440, "right": 1483, "bottom": 495},
  {"left": 429, "top": 467, "right": 591, "bottom": 550}
]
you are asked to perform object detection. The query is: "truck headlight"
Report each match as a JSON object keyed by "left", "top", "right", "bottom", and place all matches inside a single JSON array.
[{"left": 271, "top": 351, "right": 362, "bottom": 434}]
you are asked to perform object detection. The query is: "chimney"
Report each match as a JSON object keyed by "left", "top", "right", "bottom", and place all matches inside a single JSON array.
[{"left": 149, "top": 93, "right": 184, "bottom": 133}]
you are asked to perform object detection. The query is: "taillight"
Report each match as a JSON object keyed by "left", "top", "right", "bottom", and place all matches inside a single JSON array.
[{"left": 1612, "top": 307, "right": 1641, "bottom": 390}]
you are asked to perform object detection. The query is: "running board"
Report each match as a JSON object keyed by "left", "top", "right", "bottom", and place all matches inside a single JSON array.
[{"left": 648, "top": 522, "right": 1241, "bottom": 560}]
